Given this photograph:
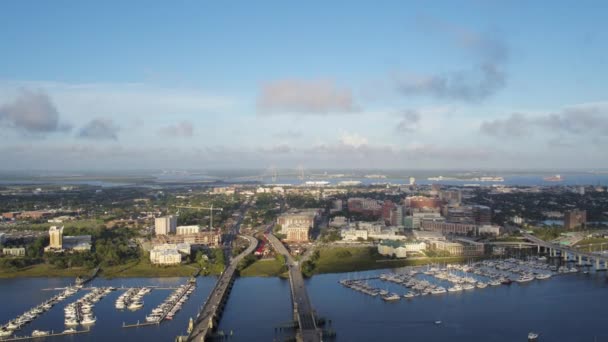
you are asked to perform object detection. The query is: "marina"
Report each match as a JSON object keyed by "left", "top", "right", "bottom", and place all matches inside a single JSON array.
[
  {"left": 115, "top": 287, "right": 151, "bottom": 311},
  {"left": 124, "top": 278, "right": 196, "bottom": 328},
  {"left": 339, "top": 257, "right": 567, "bottom": 301},
  {"left": 64, "top": 287, "right": 113, "bottom": 327},
  {"left": 0, "top": 286, "right": 79, "bottom": 339}
]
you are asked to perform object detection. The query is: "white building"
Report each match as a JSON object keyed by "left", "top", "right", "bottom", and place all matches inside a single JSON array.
[
  {"left": 155, "top": 216, "right": 177, "bottom": 236},
  {"left": 2, "top": 247, "right": 25, "bottom": 257},
  {"left": 176, "top": 225, "right": 201, "bottom": 235},
  {"left": 478, "top": 225, "right": 501, "bottom": 236},
  {"left": 149, "top": 243, "right": 191, "bottom": 265},
  {"left": 341, "top": 229, "right": 368, "bottom": 241},
  {"left": 377, "top": 240, "right": 426, "bottom": 258},
  {"left": 412, "top": 212, "right": 444, "bottom": 229},
  {"left": 150, "top": 249, "right": 182, "bottom": 265}
]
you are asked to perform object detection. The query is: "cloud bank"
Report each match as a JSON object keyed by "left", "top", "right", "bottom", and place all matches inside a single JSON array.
[
  {"left": 0, "top": 89, "right": 71, "bottom": 134},
  {"left": 257, "top": 79, "right": 357, "bottom": 114}
]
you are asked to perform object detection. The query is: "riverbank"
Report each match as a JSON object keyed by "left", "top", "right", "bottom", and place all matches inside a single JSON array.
[
  {"left": 304, "top": 247, "right": 487, "bottom": 276},
  {"left": 0, "top": 259, "right": 219, "bottom": 279}
]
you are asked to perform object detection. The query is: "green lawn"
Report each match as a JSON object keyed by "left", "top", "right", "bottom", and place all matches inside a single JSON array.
[
  {"left": 0, "top": 263, "right": 89, "bottom": 278},
  {"left": 100, "top": 258, "right": 202, "bottom": 278},
  {"left": 309, "top": 247, "right": 487, "bottom": 275},
  {"left": 240, "top": 258, "right": 287, "bottom": 277},
  {"left": 574, "top": 237, "right": 608, "bottom": 247}
]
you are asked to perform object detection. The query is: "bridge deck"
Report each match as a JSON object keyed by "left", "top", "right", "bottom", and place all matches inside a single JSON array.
[
  {"left": 267, "top": 233, "right": 321, "bottom": 342},
  {"left": 187, "top": 235, "right": 257, "bottom": 342}
]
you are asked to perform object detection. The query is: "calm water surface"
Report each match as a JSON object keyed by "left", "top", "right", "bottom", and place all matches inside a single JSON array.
[{"left": 2, "top": 270, "right": 608, "bottom": 341}]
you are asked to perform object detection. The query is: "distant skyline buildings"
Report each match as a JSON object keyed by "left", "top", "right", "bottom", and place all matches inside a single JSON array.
[{"left": 1, "top": 2, "right": 607, "bottom": 170}]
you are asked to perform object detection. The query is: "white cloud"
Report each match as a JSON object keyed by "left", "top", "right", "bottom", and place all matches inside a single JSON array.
[{"left": 339, "top": 132, "right": 368, "bottom": 148}]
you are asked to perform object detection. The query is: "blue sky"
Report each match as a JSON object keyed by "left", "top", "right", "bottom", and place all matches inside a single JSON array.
[{"left": 1, "top": 1, "right": 607, "bottom": 170}]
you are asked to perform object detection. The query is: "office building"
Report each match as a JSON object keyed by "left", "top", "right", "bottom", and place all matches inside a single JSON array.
[
  {"left": 155, "top": 216, "right": 177, "bottom": 236},
  {"left": 176, "top": 225, "right": 201, "bottom": 235},
  {"left": 564, "top": 209, "right": 586, "bottom": 230}
]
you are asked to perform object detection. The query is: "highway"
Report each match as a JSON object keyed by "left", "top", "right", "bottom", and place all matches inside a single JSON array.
[
  {"left": 266, "top": 233, "right": 321, "bottom": 342},
  {"left": 187, "top": 204, "right": 257, "bottom": 342},
  {"left": 523, "top": 232, "right": 608, "bottom": 262}
]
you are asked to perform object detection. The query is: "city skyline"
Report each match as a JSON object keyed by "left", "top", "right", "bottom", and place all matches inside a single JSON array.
[{"left": 1, "top": 1, "right": 607, "bottom": 170}]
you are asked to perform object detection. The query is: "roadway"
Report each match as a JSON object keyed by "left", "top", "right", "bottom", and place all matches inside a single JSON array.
[
  {"left": 266, "top": 233, "right": 321, "bottom": 342},
  {"left": 187, "top": 204, "right": 257, "bottom": 342},
  {"left": 522, "top": 232, "right": 608, "bottom": 262},
  {"left": 187, "top": 234, "right": 257, "bottom": 341}
]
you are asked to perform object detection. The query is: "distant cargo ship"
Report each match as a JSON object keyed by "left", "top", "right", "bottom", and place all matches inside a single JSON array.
[
  {"left": 543, "top": 174, "right": 564, "bottom": 182},
  {"left": 337, "top": 180, "right": 362, "bottom": 186},
  {"left": 479, "top": 177, "right": 504, "bottom": 182},
  {"left": 304, "top": 181, "right": 330, "bottom": 186}
]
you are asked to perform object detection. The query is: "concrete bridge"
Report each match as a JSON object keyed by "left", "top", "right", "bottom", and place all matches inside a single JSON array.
[
  {"left": 266, "top": 233, "right": 322, "bottom": 342},
  {"left": 523, "top": 232, "right": 608, "bottom": 269},
  {"left": 186, "top": 234, "right": 257, "bottom": 342}
]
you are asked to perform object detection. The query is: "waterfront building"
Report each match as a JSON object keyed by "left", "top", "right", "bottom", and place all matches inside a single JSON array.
[
  {"left": 150, "top": 249, "right": 182, "bottom": 265},
  {"left": 431, "top": 240, "right": 484, "bottom": 256},
  {"left": 47, "top": 226, "right": 63, "bottom": 250},
  {"left": 44, "top": 226, "right": 92, "bottom": 252},
  {"left": 377, "top": 240, "right": 426, "bottom": 258},
  {"left": 176, "top": 225, "right": 201, "bottom": 235},
  {"left": 2, "top": 247, "right": 25, "bottom": 257},
  {"left": 421, "top": 221, "right": 478, "bottom": 236},
  {"left": 155, "top": 215, "right": 177, "bottom": 236},
  {"left": 564, "top": 209, "right": 586, "bottom": 230}
]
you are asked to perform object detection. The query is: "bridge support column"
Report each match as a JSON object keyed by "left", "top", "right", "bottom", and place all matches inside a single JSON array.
[
  {"left": 563, "top": 251, "right": 567, "bottom": 261},
  {"left": 537, "top": 245, "right": 540, "bottom": 254},
  {"left": 596, "top": 259, "right": 600, "bottom": 270},
  {"left": 578, "top": 255, "right": 583, "bottom": 266}
]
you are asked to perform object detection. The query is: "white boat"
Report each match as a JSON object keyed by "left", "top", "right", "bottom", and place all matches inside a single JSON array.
[
  {"left": 65, "top": 319, "right": 78, "bottom": 326},
  {"left": 0, "top": 329, "right": 12, "bottom": 337},
  {"left": 31, "top": 330, "right": 50, "bottom": 337},
  {"left": 517, "top": 275, "right": 535, "bottom": 283},
  {"left": 476, "top": 282, "right": 488, "bottom": 289},
  {"left": 462, "top": 284, "right": 475, "bottom": 290},
  {"left": 448, "top": 285, "right": 463, "bottom": 292},
  {"left": 535, "top": 273, "right": 551, "bottom": 280},
  {"left": 63, "top": 328, "right": 77, "bottom": 334},
  {"left": 81, "top": 316, "right": 96, "bottom": 325},
  {"left": 128, "top": 301, "right": 144, "bottom": 310},
  {"left": 431, "top": 287, "right": 447, "bottom": 294},
  {"left": 382, "top": 293, "right": 401, "bottom": 301},
  {"left": 528, "top": 332, "right": 539, "bottom": 340},
  {"left": 403, "top": 292, "right": 416, "bottom": 298}
]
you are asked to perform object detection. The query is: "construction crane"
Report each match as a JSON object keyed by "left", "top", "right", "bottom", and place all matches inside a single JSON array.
[{"left": 174, "top": 205, "right": 224, "bottom": 230}]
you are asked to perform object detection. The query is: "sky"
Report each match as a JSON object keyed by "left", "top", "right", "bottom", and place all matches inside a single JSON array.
[{"left": 1, "top": 0, "right": 607, "bottom": 171}]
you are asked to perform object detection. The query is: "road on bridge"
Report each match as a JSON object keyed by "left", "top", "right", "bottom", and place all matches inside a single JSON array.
[
  {"left": 266, "top": 233, "right": 321, "bottom": 342},
  {"left": 187, "top": 205, "right": 257, "bottom": 342}
]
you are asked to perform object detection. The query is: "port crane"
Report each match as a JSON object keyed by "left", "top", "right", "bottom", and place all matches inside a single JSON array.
[{"left": 175, "top": 205, "right": 223, "bottom": 230}]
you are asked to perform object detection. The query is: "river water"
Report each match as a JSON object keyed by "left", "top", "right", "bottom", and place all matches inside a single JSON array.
[{"left": 1, "top": 268, "right": 608, "bottom": 341}]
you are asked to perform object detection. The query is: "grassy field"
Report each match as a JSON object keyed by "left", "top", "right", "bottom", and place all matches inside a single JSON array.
[
  {"left": 99, "top": 258, "right": 202, "bottom": 278},
  {"left": 310, "top": 247, "right": 485, "bottom": 275},
  {"left": 574, "top": 237, "right": 608, "bottom": 247},
  {"left": 0, "top": 264, "right": 89, "bottom": 278},
  {"left": 240, "top": 258, "right": 287, "bottom": 277}
]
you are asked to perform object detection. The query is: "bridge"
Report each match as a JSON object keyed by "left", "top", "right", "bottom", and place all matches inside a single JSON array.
[
  {"left": 186, "top": 234, "right": 257, "bottom": 341},
  {"left": 523, "top": 232, "right": 608, "bottom": 269},
  {"left": 266, "top": 233, "right": 322, "bottom": 342}
]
